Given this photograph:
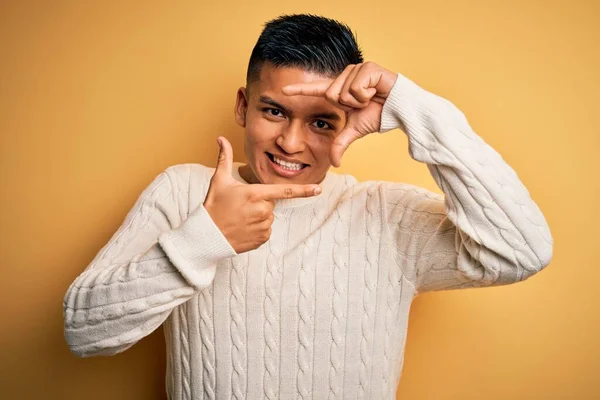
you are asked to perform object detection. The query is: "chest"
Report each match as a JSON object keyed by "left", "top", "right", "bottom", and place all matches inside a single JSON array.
[{"left": 208, "top": 204, "right": 411, "bottom": 322}]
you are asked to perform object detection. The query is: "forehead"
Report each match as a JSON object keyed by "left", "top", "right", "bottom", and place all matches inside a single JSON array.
[{"left": 255, "top": 63, "right": 333, "bottom": 90}]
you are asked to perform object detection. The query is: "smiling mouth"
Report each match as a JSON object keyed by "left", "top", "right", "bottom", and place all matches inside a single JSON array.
[{"left": 266, "top": 152, "right": 309, "bottom": 171}]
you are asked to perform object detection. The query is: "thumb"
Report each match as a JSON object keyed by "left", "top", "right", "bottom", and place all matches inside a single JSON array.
[
  {"left": 330, "top": 127, "right": 359, "bottom": 168},
  {"left": 214, "top": 136, "right": 233, "bottom": 177}
]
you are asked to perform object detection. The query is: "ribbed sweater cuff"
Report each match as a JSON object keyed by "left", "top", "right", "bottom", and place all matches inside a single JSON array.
[
  {"left": 158, "top": 203, "right": 237, "bottom": 288},
  {"left": 379, "top": 72, "right": 422, "bottom": 133}
]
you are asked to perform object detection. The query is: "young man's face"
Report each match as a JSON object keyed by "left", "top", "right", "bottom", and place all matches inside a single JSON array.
[{"left": 234, "top": 62, "right": 346, "bottom": 185}]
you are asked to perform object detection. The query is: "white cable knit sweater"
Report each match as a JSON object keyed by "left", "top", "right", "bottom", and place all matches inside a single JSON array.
[{"left": 63, "top": 72, "right": 553, "bottom": 400}]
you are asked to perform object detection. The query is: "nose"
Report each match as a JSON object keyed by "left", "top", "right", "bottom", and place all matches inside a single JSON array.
[{"left": 276, "top": 120, "right": 306, "bottom": 154}]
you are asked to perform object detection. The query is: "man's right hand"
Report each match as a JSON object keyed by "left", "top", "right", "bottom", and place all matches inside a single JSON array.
[{"left": 203, "top": 137, "right": 322, "bottom": 254}]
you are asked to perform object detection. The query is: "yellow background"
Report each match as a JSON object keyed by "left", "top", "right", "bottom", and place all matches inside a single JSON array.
[{"left": 1, "top": 1, "right": 598, "bottom": 399}]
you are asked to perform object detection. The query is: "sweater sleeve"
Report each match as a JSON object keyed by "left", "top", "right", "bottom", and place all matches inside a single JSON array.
[
  {"left": 379, "top": 72, "right": 553, "bottom": 294},
  {"left": 63, "top": 165, "right": 237, "bottom": 357}
]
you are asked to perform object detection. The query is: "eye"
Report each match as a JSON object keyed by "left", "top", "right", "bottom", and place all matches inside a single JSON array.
[
  {"left": 262, "top": 107, "right": 285, "bottom": 118},
  {"left": 312, "top": 119, "right": 333, "bottom": 130}
]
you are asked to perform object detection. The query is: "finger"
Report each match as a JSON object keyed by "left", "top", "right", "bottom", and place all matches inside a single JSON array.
[
  {"left": 252, "top": 183, "right": 322, "bottom": 201},
  {"left": 348, "top": 64, "right": 378, "bottom": 103},
  {"left": 339, "top": 64, "right": 366, "bottom": 109},
  {"left": 214, "top": 136, "right": 233, "bottom": 177},
  {"left": 325, "top": 65, "right": 355, "bottom": 111},
  {"left": 281, "top": 66, "right": 355, "bottom": 112},
  {"left": 257, "top": 222, "right": 273, "bottom": 242},
  {"left": 330, "top": 129, "right": 359, "bottom": 168},
  {"left": 257, "top": 211, "right": 275, "bottom": 225},
  {"left": 258, "top": 220, "right": 274, "bottom": 234},
  {"left": 349, "top": 85, "right": 377, "bottom": 104},
  {"left": 248, "top": 200, "right": 274, "bottom": 221},
  {"left": 282, "top": 82, "right": 353, "bottom": 112},
  {"left": 281, "top": 81, "right": 330, "bottom": 97}
]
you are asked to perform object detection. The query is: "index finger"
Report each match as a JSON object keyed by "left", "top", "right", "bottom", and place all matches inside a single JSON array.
[
  {"left": 281, "top": 81, "right": 330, "bottom": 97},
  {"left": 251, "top": 183, "right": 322, "bottom": 201}
]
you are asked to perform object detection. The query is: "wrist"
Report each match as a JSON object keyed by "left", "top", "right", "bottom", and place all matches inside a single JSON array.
[{"left": 379, "top": 68, "right": 399, "bottom": 99}]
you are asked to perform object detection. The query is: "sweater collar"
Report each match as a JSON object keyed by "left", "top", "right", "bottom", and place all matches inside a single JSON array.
[{"left": 231, "top": 162, "right": 337, "bottom": 209}]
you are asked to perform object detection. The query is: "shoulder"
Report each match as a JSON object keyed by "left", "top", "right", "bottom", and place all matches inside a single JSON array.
[
  {"left": 348, "top": 177, "right": 444, "bottom": 210},
  {"left": 381, "top": 181, "right": 443, "bottom": 203},
  {"left": 159, "top": 163, "right": 216, "bottom": 217},
  {"left": 163, "top": 162, "right": 215, "bottom": 187},
  {"left": 162, "top": 162, "right": 216, "bottom": 202}
]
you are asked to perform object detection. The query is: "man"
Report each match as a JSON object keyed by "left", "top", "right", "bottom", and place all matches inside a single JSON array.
[{"left": 63, "top": 13, "right": 553, "bottom": 400}]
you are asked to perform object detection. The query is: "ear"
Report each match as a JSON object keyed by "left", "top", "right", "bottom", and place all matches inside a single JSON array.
[{"left": 234, "top": 87, "right": 248, "bottom": 127}]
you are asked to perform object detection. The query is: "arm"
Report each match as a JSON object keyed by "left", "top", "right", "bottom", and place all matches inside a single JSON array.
[
  {"left": 380, "top": 73, "right": 553, "bottom": 294},
  {"left": 63, "top": 165, "right": 236, "bottom": 357},
  {"left": 280, "top": 62, "right": 553, "bottom": 294}
]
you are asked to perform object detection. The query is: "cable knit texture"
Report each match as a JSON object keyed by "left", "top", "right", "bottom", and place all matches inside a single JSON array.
[{"left": 63, "top": 72, "right": 553, "bottom": 399}]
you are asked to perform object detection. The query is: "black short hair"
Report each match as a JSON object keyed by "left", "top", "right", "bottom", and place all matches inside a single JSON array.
[{"left": 246, "top": 14, "right": 364, "bottom": 86}]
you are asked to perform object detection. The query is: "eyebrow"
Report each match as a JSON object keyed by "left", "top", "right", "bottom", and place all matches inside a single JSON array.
[{"left": 258, "top": 95, "right": 341, "bottom": 121}]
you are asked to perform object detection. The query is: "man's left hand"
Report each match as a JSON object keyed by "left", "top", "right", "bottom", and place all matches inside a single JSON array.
[{"left": 282, "top": 62, "right": 397, "bottom": 167}]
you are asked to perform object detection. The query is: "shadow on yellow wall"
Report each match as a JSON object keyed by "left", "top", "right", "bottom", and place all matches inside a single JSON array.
[{"left": 1, "top": 1, "right": 598, "bottom": 399}]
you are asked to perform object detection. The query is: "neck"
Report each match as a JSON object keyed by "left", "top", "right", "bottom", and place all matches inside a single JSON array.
[{"left": 238, "top": 164, "right": 260, "bottom": 184}]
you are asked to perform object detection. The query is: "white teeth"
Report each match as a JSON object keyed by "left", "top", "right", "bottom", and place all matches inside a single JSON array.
[{"left": 273, "top": 156, "right": 303, "bottom": 171}]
